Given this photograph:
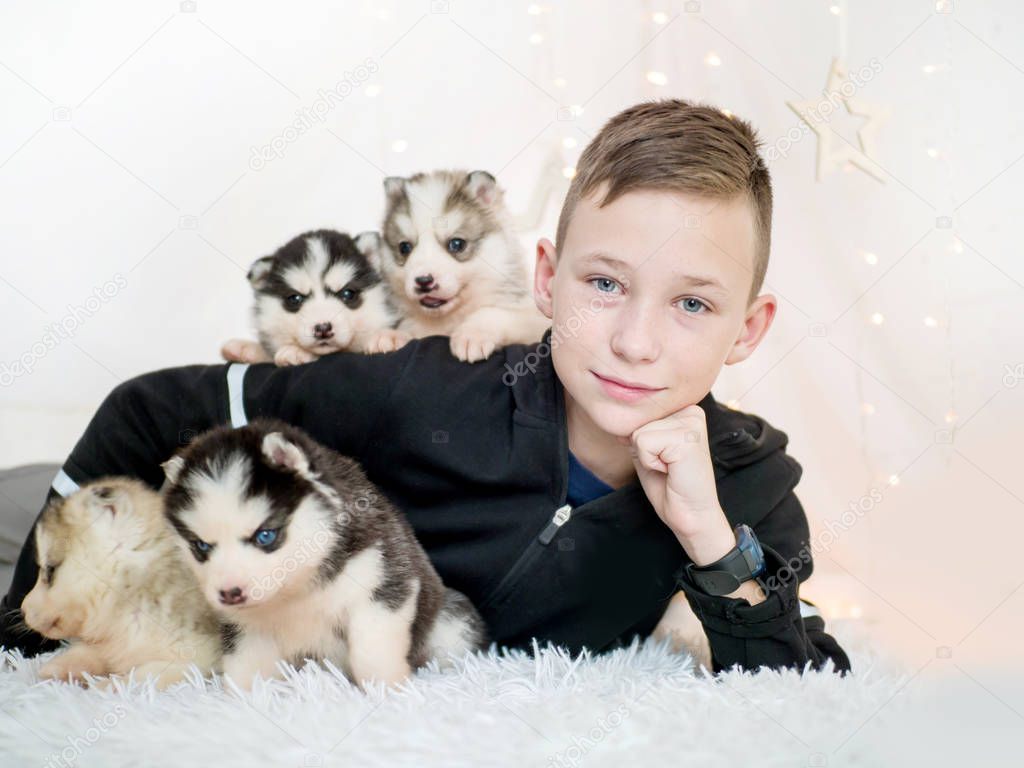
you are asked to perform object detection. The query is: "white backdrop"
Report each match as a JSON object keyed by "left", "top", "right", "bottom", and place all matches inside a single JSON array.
[{"left": 2, "top": 1, "right": 1022, "bottom": 678}]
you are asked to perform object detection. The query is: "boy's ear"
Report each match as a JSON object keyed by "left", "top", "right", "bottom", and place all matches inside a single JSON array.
[
  {"left": 724, "top": 293, "right": 777, "bottom": 366},
  {"left": 532, "top": 237, "right": 558, "bottom": 320}
]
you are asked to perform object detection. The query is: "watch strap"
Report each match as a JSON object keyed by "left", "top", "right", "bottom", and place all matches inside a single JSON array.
[{"left": 684, "top": 524, "right": 764, "bottom": 596}]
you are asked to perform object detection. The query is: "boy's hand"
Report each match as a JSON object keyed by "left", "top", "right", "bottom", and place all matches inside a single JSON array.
[{"left": 623, "top": 404, "right": 737, "bottom": 567}]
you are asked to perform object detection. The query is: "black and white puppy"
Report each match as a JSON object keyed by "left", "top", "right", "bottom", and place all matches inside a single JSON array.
[
  {"left": 221, "top": 229, "right": 407, "bottom": 367},
  {"left": 160, "top": 418, "right": 488, "bottom": 691}
]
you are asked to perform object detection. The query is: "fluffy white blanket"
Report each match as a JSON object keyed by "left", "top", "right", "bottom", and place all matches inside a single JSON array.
[{"left": 0, "top": 621, "right": 914, "bottom": 767}]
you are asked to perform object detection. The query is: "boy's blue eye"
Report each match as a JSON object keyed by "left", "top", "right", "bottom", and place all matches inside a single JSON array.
[
  {"left": 678, "top": 297, "right": 709, "bottom": 314},
  {"left": 194, "top": 539, "right": 211, "bottom": 552},
  {"left": 254, "top": 529, "right": 278, "bottom": 547},
  {"left": 589, "top": 277, "right": 621, "bottom": 294}
]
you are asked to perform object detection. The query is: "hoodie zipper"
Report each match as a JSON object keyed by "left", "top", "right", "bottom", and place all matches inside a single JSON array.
[
  {"left": 479, "top": 374, "right": 576, "bottom": 613},
  {"left": 538, "top": 503, "right": 572, "bottom": 544},
  {"left": 478, "top": 503, "right": 573, "bottom": 612}
]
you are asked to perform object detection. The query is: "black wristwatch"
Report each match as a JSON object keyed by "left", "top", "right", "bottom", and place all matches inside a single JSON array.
[{"left": 685, "top": 523, "right": 767, "bottom": 596}]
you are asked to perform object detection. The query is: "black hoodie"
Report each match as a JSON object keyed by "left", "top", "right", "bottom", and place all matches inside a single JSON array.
[{"left": 0, "top": 329, "right": 850, "bottom": 675}]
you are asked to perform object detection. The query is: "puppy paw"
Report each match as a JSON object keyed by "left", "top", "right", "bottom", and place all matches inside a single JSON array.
[
  {"left": 449, "top": 327, "right": 498, "bottom": 363},
  {"left": 361, "top": 329, "right": 413, "bottom": 354},
  {"left": 221, "top": 338, "right": 270, "bottom": 364},
  {"left": 273, "top": 345, "right": 317, "bottom": 367},
  {"left": 88, "top": 675, "right": 118, "bottom": 692},
  {"left": 39, "top": 657, "right": 93, "bottom": 686}
]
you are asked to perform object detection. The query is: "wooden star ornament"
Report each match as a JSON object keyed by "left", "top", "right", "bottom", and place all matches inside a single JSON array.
[{"left": 787, "top": 58, "right": 889, "bottom": 182}]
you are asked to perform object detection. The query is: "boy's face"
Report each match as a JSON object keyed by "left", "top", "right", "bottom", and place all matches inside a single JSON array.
[{"left": 533, "top": 185, "right": 776, "bottom": 439}]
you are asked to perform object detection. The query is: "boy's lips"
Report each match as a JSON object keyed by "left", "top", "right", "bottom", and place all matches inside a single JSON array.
[{"left": 590, "top": 370, "right": 666, "bottom": 402}]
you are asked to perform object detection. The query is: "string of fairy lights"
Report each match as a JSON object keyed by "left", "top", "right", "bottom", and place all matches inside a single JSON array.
[
  {"left": 358, "top": 4, "right": 950, "bottom": 565},
  {"left": 355, "top": 2, "right": 962, "bottom": 622}
]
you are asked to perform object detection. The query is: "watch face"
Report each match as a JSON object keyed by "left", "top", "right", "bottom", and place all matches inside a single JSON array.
[{"left": 737, "top": 524, "right": 766, "bottom": 577}]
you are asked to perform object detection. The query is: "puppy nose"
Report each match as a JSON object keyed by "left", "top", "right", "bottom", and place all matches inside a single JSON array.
[
  {"left": 219, "top": 587, "right": 246, "bottom": 605},
  {"left": 313, "top": 322, "right": 333, "bottom": 339},
  {"left": 414, "top": 274, "right": 435, "bottom": 289}
]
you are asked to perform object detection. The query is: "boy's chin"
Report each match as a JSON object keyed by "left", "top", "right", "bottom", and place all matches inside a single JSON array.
[{"left": 580, "top": 400, "right": 662, "bottom": 441}]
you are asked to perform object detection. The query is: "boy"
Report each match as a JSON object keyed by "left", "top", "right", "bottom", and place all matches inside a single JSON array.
[{"left": 1, "top": 99, "right": 850, "bottom": 675}]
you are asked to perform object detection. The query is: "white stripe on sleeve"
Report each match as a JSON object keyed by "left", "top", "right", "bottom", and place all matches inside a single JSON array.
[
  {"left": 799, "top": 599, "right": 822, "bottom": 619},
  {"left": 227, "top": 363, "right": 250, "bottom": 427},
  {"left": 51, "top": 468, "right": 81, "bottom": 497}
]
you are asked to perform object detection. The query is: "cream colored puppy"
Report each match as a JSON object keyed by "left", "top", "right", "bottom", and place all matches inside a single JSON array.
[{"left": 20, "top": 478, "right": 222, "bottom": 690}]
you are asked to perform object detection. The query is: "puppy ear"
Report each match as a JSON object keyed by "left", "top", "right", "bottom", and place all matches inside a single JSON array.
[
  {"left": 86, "top": 483, "right": 129, "bottom": 518},
  {"left": 383, "top": 176, "right": 406, "bottom": 198},
  {"left": 262, "top": 432, "right": 312, "bottom": 477},
  {"left": 247, "top": 256, "right": 275, "bottom": 290},
  {"left": 465, "top": 170, "right": 500, "bottom": 206},
  {"left": 354, "top": 231, "right": 383, "bottom": 271},
  {"left": 161, "top": 456, "right": 186, "bottom": 488}
]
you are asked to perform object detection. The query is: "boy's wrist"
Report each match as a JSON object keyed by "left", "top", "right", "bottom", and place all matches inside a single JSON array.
[
  {"left": 675, "top": 516, "right": 769, "bottom": 605},
  {"left": 673, "top": 512, "right": 737, "bottom": 567}
]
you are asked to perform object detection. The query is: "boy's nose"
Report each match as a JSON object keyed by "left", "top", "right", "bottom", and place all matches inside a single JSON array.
[{"left": 610, "top": 314, "right": 660, "bottom": 363}]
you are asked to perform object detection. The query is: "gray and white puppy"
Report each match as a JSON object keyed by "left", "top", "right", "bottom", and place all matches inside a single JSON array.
[
  {"left": 160, "top": 418, "right": 488, "bottom": 691},
  {"left": 221, "top": 229, "right": 406, "bottom": 367},
  {"left": 365, "top": 169, "right": 551, "bottom": 363}
]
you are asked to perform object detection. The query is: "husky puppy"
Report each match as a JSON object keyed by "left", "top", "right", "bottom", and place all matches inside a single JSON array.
[
  {"left": 160, "top": 418, "right": 488, "bottom": 691},
  {"left": 368, "top": 169, "right": 551, "bottom": 363},
  {"left": 19, "top": 478, "right": 222, "bottom": 690},
  {"left": 220, "top": 229, "right": 406, "bottom": 367}
]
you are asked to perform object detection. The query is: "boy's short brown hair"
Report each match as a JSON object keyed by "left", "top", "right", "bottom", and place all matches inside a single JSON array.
[{"left": 555, "top": 98, "right": 772, "bottom": 305}]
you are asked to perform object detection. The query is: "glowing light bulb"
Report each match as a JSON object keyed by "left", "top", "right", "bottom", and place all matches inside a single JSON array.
[
  {"left": 944, "top": 410, "right": 957, "bottom": 424},
  {"left": 889, "top": 474, "right": 900, "bottom": 486},
  {"left": 705, "top": 52, "right": 722, "bottom": 67},
  {"left": 926, "top": 147, "right": 939, "bottom": 158},
  {"left": 922, "top": 64, "right": 937, "bottom": 74},
  {"left": 861, "top": 403, "right": 875, "bottom": 415},
  {"left": 924, "top": 316, "right": 938, "bottom": 328},
  {"left": 829, "top": 4, "right": 841, "bottom": 14},
  {"left": 652, "top": 11, "right": 669, "bottom": 25},
  {"left": 562, "top": 166, "right": 577, "bottom": 179},
  {"left": 870, "top": 312, "right": 884, "bottom": 325},
  {"left": 646, "top": 71, "right": 668, "bottom": 86},
  {"left": 863, "top": 251, "right": 878, "bottom": 265}
]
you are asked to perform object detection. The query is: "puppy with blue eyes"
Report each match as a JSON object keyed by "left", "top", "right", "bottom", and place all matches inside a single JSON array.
[
  {"left": 160, "top": 418, "right": 489, "bottom": 692},
  {"left": 220, "top": 229, "right": 406, "bottom": 367},
  {"left": 375, "top": 169, "right": 552, "bottom": 362}
]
